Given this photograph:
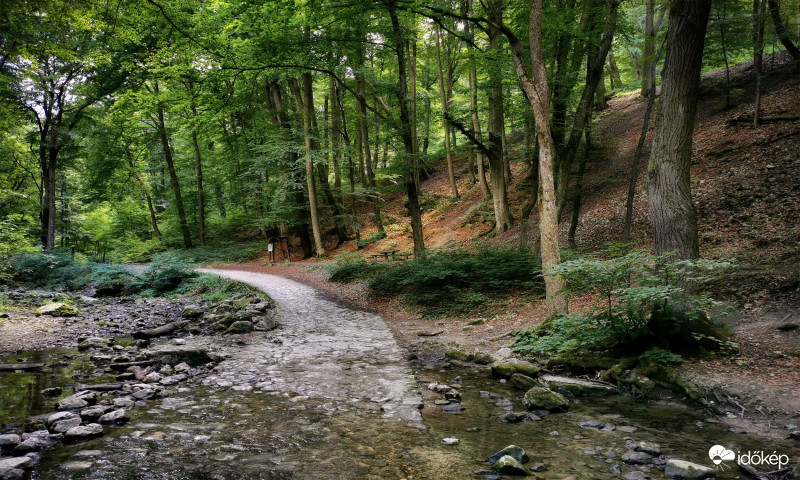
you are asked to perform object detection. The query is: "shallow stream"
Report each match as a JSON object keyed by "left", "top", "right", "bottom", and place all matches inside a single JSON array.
[{"left": 1, "top": 270, "right": 796, "bottom": 479}]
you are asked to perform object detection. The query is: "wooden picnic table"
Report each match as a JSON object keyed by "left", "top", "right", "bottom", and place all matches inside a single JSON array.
[{"left": 369, "top": 250, "right": 399, "bottom": 261}]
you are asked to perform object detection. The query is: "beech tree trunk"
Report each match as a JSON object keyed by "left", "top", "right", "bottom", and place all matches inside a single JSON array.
[
  {"left": 641, "top": 0, "right": 655, "bottom": 99},
  {"left": 467, "top": 9, "right": 492, "bottom": 201},
  {"left": 436, "top": 27, "right": 459, "bottom": 198},
  {"left": 487, "top": 2, "right": 513, "bottom": 233},
  {"left": 190, "top": 129, "right": 205, "bottom": 247},
  {"left": 646, "top": 0, "right": 711, "bottom": 261},
  {"left": 387, "top": 1, "right": 425, "bottom": 256},
  {"left": 154, "top": 82, "right": 192, "bottom": 249},
  {"left": 504, "top": 0, "right": 568, "bottom": 318},
  {"left": 767, "top": 0, "right": 800, "bottom": 60},
  {"left": 754, "top": 0, "right": 767, "bottom": 128},
  {"left": 292, "top": 74, "right": 326, "bottom": 257}
]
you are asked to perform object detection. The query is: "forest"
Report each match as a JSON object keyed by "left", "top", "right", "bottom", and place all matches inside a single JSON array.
[{"left": 1, "top": 0, "right": 800, "bottom": 478}]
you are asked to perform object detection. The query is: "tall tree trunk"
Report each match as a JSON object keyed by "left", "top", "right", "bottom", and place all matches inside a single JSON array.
[
  {"left": 641, "top": 0, "right": 655, "bottom": 99},
  {"left": 568, "top": 128, "right": 590, "bottom": 249},
  {"left": 646, "top": 0, "right": 711, "bottom": 261},
  {"left": 291, "top": 74, "right": 326, "bottom": 257},
  {"left": 190, "top": 129, "right": 205, "bottom": 247},
  {"left": 555, "top": 0, "right": 619, "bottom": 220},
  {"left": 387, "top": 1, "right": 425, "bottom": 256},
  {"left": 269, "top": 80, "right": 313, "bottom": 258},
  {"left": 43, "top": 148, "right": 56, "bottom": 250},
  {"left": 505, "top": 0, "right": 569, "bottom": 318},
  {"left": 487, "top": 1, "right": 513, "bottom": 234},
  {"left": 469, "top": 21, "right": 492, "bottom": 201},
  {"left": 356, "top": 73, "right": 386, "bottom": 236},
  {"left": 154, "top": 82, "right": 192, "bottom": 249},
  {"left": 129, "top": 157, "right": 162, "bottom": 240},
  {"left": 329, "top": 77, "right": 343, "bottom": 202},
  {"left": 754, "top": 0, "right": 767, "bottom": 127},
  {"left": 214, "top": 183, "right": 226, "bottom": 219},
  {"left": 767, "top": 0, "right": 800, "bottom": 60},
  {"left": 718, "top": 0, "right": 732, "bottom": 109},
  {"left": 624, "top": 33, "right": 666, "bottom": 242},
  {"left": 436, "top": 27, "right": 459, "bottom": 198},
  {"left": 607, "top": 52, "right": 623, "bottom": 88}
]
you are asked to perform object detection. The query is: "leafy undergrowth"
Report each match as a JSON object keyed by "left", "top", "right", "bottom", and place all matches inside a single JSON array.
[
  {"left": 328, "top": 246, "right": 544, "bottom": 316},
  {"left": 163, "top": 241, "right": 266, "bottom": 266},
  {"left": 512, "top": 249, "right": 737, "bottom": 366},
  {"left": 5, "top": 250, "right": 269, "bottom": 306}
]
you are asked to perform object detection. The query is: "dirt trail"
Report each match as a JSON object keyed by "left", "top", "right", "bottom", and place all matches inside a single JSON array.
[{"left": 199, "top": 268, "right": 424, "bottom": 423}]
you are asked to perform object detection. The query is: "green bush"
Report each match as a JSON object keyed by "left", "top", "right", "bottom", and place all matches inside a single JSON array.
[
  {"left": 176, "top": 273, "right": 270, "bottom": 304},
  {"left": 0, "top": 217, "right": 37, "bottom": 283},
  {"left": 327, "top": 253, "right": 387, "bottom": 283},
  {"left": 92, "top": 265, "right": 137, "bottom": 296},
  {"left": 362, "top": 247, "right": 543, "bottom": 315},
  {"left": 166, "top": 241, "right": 266, "bottom": 266},
  {"left": 134, "top": 253, "right": 195, "bottom": 295},
  {"left": 512, "top": 250, "right": 736, "bottom": 357},
  {"left": 356, "top": 231, "right": 387, "bottom": 248},
  {"left": 9, "top": 251, "right": 141, "bottom": 295},
  {"left": 10, "top": 250, "right": 95, "bottom": 289}
]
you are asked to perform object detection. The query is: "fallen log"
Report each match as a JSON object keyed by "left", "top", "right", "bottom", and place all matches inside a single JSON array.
[
  {"left": 132, "top": 320, "right": 188, "bottom": 340},
  {"left": 0, "top": 363, "right": 45, "bottom": 372}
]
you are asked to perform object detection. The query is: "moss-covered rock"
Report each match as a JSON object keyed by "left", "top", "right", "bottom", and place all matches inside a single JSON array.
[
  {"left": 491, "top": 358, "right": 541, "bottom": 378},
  {"left": 510, "top": 373, "right": 538, "bottom": 390},
  {"left": 491, "top": 455, "right": 529, "bottom": 476},
  {"left": 225, "top": 321, "right": 254, "bottom": 334},
  {"left": 445, "top": 348, "right": 493, "bottom": 365},
  {"left": 488, "top": 445, "right": 529, "bottom": 465},
  {"left": 35, "top": 302, "right": 79, "bottom": 317},
  {"left": 638, "top": 363, "right": 705, "bottom": 401},
  {"left": 522, "top": 387, "right": 568, "bottom": 411},
  {"left": 537, "top": 375, "right": 616, "bottom": 397}
]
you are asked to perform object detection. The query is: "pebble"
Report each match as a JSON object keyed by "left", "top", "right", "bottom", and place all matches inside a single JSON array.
[{"left": 441, "top": 436, "right": 459, "bottom": 446}]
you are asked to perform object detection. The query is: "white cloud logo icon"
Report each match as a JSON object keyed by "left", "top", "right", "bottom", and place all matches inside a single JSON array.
[{"left": 709, "top": 445, "right": 735, "bottom": 465}]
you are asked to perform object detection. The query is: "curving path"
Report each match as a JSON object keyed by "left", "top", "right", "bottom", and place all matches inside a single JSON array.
[{"left": 199, "top": 268, "right": 423, "bottom": 423}]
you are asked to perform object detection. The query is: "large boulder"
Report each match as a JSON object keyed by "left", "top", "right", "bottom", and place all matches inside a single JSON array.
[
  {"left": 98, "top": 409, "right": 129, "bottom": 425},
  {"left": 0, "top": 435, "right": 20, "bottom": 452},
  {"left": 491, "top": 455, "right": 529, "bottom": 476},
  {"left": 56, "top": 394, "right": 90, "bottom": 411},
  {"left": 77, "top": 337, "right": 111, "bottom": 350},
  {"left": 510, "top": 373, "right": 538, "bottom": 390},
  {"left": 621, "top": 451, "right": 653, "bottom": 465},
  {"left": 664, "top": 459, "right": 715, "bottom": 479},
  {"left": 64, "top": 424, "right": 103, "bottom": 443},
  {"left": 253, "top": 316, "right": 277, "bottom": 331},
  {"left": 225, "top": 321, "right": 254, "bottom": 334},
  {"left": 537, "top": 375, "right": 616, "bottom": 397},
  {"left": 12, "top": 431, "right": 54, "bottom": 454},
  {"left": 181, "top": 305, "right": 205, "bottom": 319},
  {"left": 522, "top": 387, "right": 568, "bottom": 411},
  {"left": 0, "top": 457, "right": 33, "bottom": 473},
  {"left": 488, "top": 445, "right": 529, "bottom": 465},
  {"left": 35, "top": 302, "right": 79, "bottom": 317}
]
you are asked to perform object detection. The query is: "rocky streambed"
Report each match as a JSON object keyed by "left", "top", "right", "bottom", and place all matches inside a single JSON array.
[{"left": 0, "top": 273, "right": 798, "bottom": 480}]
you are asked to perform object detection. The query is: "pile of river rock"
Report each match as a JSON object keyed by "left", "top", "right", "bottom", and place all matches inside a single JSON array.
[
  {"left": 0, "top": 294, "right": 276, "bottom": 479},
  {"left": 428, "top": 350, "right": 728, "bottom": 479}
]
